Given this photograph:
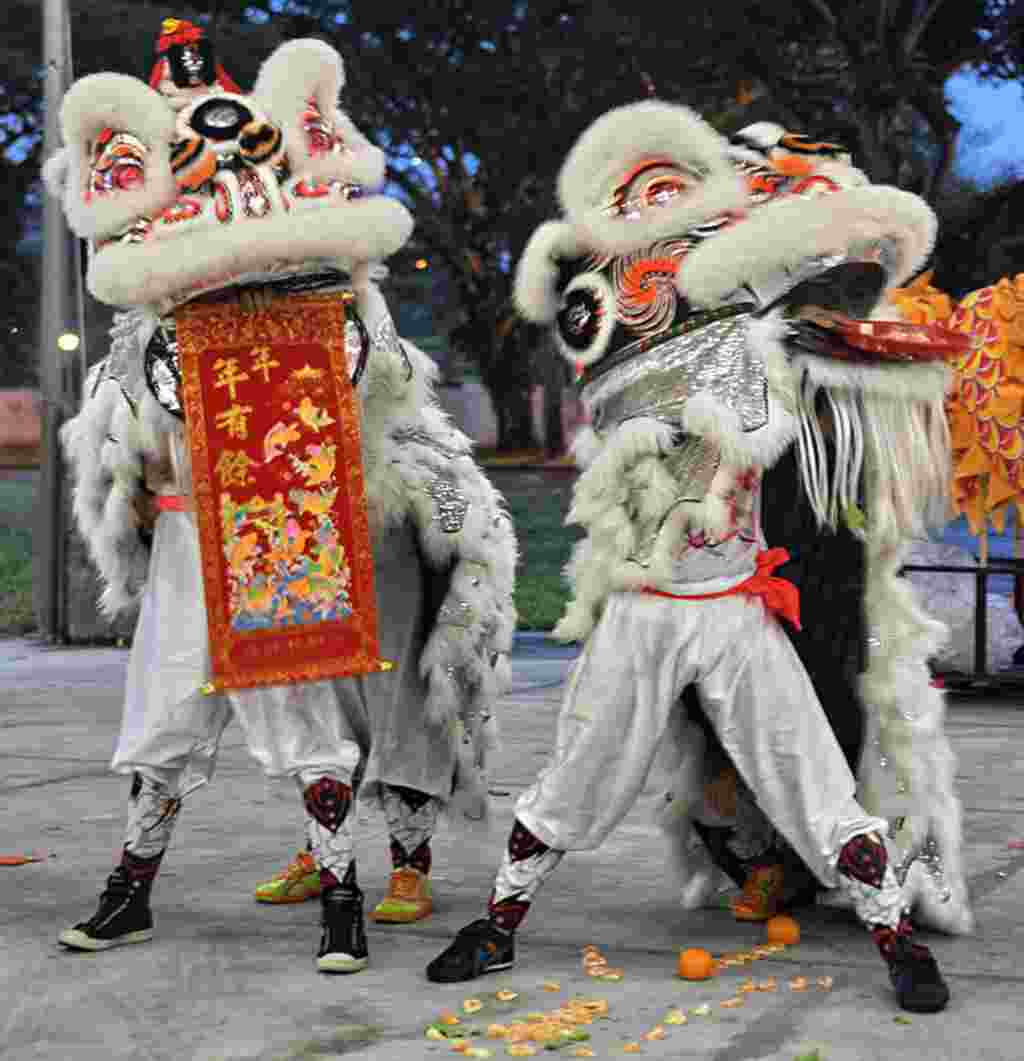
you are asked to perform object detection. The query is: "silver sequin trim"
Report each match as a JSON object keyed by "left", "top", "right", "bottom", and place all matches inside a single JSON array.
[
  {"left": 587, "top": 315, "right": 768, "bottom": 434},
  {"left": 427, "top": 475, "right": 470, "bottom": 534},
  {"left": 438, "top": 599, "right": 476, "bottom": 628},
  {"left": 917, "top": 836, "right": 952, "bottom": 903},
  {"left": 664, "top": 436, "right": 722, "bottom": 503}
]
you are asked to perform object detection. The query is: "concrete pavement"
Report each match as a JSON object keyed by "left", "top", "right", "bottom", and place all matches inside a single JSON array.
[{"left": 1, "top": 633, "right": 1023, "bottom": 1061}]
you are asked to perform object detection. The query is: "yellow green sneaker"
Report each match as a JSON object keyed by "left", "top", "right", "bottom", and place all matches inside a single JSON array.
[
  {"left": 255, "top": 850, "right": 322, "bottom": 904},
  {"left": 369, "top": 867, "right": 433, "bottom": 923}
]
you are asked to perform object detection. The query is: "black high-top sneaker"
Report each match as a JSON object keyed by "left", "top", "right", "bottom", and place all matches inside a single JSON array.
[
  {"left": 317, "top": 885, "right": 369, "bottom": 973},
  {"left": 425, "top": 919, "right": 516, "bottom": 983},
  {"left": 886, "top": 934, "right": 951, "bottom": 1013},
  {"left": 58, "top": 864, "right": 155, "bottom": 951}
]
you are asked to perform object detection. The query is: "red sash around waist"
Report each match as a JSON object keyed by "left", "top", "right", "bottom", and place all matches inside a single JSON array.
[{"left": 641, "top": 547, "right": 801, "bottom": 630}]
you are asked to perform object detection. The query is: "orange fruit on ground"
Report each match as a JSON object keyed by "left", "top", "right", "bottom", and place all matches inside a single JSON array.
[
  {"left": 765, "top": 915, "right": 800, "bottom": 946},
  {"left": 677, "top": 947, "right": 716, "bottom": 980}
]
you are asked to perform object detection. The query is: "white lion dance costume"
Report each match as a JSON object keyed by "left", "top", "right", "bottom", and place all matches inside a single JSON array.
[
  {"left": 43, "top": 20, "right": 515, "bottom": 973},
  {"left": 427, "top": 102, "right": 968, "bottom": 1014}
]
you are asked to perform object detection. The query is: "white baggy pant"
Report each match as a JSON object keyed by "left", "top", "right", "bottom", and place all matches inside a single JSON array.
[
  {"left": 515, "top": 589, "right": 887, "bottom": 888},
  {"left": 113, "top": 511, "right": 362, "bottom": 792}
]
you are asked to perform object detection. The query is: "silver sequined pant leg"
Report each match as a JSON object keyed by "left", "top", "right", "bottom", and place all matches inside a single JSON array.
[
  {"left": 123, "top": 768, "right": 185, "bottom": 860},
  {"left": 380, "top": 787, "right": 440, "bottom": 860}
]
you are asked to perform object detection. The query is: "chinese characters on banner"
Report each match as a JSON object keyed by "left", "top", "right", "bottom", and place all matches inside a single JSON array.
[{"left": 175, "top": 291, "right": 388, "bottom": 691}]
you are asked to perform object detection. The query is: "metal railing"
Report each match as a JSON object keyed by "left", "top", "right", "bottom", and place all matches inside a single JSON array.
[{"left": 902, "top": 559, "right": 1024, "bottom": 689}]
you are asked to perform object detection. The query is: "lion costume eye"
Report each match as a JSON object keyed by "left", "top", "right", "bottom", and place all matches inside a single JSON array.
[
  {"left": 555, "top": 270, "right": 616, "bottom": 368},
  {"left": 604, "top": 159, "right": 701, "bottom": 220},
  {"left": 88, "top": 131, "right": 148, "bottom": 198}
]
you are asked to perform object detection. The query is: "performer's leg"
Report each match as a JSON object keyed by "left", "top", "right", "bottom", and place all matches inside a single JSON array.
[
  {"left": 58, "top": 765, "right": 185, "bottom": 951},
  {"left": 834, "top": 831, "right": 949, "bottom": 1011},
  {"left": 698, "top": 598, "right": 949, "bottom": 1012},
  {"left": 427, "top": 593, "right": 689, "bottom": 983},
  {"left": 369, "top": 784, "right": 440, "bottom": 923},
  {"left": 724, "top": 783, "right": 787, "bottom": 922},
  {"left": 299, "top": 770, "right": 368, "bottom": 974},
  {"left": 228, "top": 677, "right": 369, "bottom": 972}
]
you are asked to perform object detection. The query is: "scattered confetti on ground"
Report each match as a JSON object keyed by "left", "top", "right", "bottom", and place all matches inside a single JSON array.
[{"left": 425, "top": 939, "right": 840, "bottom": 1055}]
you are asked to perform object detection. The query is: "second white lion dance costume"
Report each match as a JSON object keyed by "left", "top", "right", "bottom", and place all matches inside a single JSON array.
[{"left": 427, "top": 101, "right": 965, "bottom": 1013}]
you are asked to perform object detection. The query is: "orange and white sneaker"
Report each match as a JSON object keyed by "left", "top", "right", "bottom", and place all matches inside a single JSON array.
[
  {"left": 255, "top": 850, "right": 322, "bottom": 904},
  {"left": 731, "top": 864, "right": 786, "bottom": 922},
  {"left": 368, "top": 867, "right": 433, "bottom": 923}
]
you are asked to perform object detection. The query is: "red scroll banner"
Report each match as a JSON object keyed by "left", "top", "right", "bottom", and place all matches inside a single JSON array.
[{"left": 175, "top": 291, "right": 389, "bottom": 691}]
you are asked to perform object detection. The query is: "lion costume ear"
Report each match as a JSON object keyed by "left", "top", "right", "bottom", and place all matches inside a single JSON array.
[
  {"left": 252, "top": 38, "right": 386, "bottom": 190},
  {"left": 556, "top": 100, "right": 747, "bottom": 257},
  {"left": 42, "top": 73, "right": 177, "bottom": 241}
]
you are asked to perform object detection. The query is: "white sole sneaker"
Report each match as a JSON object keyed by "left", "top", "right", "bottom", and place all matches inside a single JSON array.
[
  {"left": 316, "top": 952, "right": 369, "bottom": 974},
  {"left": 58, "top": 927, "right": 153, "bottom": 951}
]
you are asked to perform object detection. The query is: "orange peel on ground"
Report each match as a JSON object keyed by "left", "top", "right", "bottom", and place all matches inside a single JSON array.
[
  {"left": 495, "top": 990, "right": 520, "bottom": 1002},
  {"left": 506, "top": 1046, "right": 536, "bottom": 1057},
  {"left": 720, "top": 997, "right": 744, "bottom": 1009},
  {"left": 789, "top": 976, "right": 809, "bottom": 991},
  {"left": 464, "top": 999, "right": 484, "bottom": 1014},
  {"left": 642, "top": 1026, "right": 667, "bottom": 1041},
  {"left": 664, "top": 1009, "right": 687, "bottom": 1025},
  {"left": 622, "top": 1044, "right": 642, "bottom": 1053},
  {"left": 440, "top": 1011, "right": 462, "bottom": 1026},
  {"left": 543, "top": 981, "right": 561, "bottom": 992}
]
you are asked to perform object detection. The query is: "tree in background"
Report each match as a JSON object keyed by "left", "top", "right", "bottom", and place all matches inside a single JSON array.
[{"left": 2, "top": 0, "right": 1022, "bottom": 439}]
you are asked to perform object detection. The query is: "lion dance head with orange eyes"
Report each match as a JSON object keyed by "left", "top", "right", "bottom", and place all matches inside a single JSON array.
[
  {"left": 40, "top": 22, "right": 517, "bottom": 817},
  {"left": 514, "top": 101, "right": 972, "bottom": 934}
]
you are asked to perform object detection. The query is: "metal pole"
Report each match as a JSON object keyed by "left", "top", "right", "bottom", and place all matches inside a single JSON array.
[{"left": 36, "top": 0, "right": 85, "bottom": 641}]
